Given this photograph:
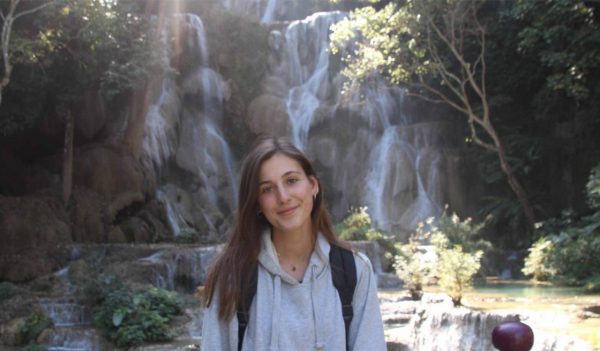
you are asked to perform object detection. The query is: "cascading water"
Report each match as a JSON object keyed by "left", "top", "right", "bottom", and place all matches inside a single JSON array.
[
  {"left": 255, "top": 9, "right": 458, "bottom": 235},
  {"left": 139, "top": 246, "right": 220, "bottom": 293},
  {"left": 261, "top": 0, "right": 279, "bottom": 23},
  {"left": 142, "top": 13, "right": 238, "bottom": 236},
  {"left": 281, "top": 12, "right": 346, "bottom": 150}
]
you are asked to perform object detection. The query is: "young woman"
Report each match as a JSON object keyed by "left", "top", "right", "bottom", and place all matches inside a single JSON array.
[{"left": 202, "top": 136, "right": 386, "bottom": 350}]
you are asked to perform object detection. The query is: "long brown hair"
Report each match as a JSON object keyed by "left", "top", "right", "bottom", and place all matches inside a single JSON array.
[{"left": 203, "top": 136, "right": 342, "bottom": 320}]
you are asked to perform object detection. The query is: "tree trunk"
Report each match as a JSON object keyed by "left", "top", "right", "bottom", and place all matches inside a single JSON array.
[
  {"left": 495, "top": 136, "right": 536, "bottom": 230},
  {"left": 62, "top": 110, "right": 74, "bottom": 206}
]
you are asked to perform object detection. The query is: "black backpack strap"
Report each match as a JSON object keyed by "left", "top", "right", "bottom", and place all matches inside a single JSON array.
[
  {"left": 237, "top": 265, "right": 258, "bottom": 351},
  {"left": 329, "top": 244, "right": 357, "bottom": 351}
]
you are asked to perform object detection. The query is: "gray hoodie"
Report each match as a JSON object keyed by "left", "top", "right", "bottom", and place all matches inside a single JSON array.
[{"left": 201, "top": 231, "right": 386, "bottom": 351}]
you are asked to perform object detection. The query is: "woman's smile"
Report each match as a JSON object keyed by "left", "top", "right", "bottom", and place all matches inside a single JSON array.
[{"left": 277, "top": 205, "right": 299, "bottom": 216}]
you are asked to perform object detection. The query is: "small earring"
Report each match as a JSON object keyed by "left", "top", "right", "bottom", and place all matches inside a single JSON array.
[{"left": 313, "top": 194, "right": 317, "bottom": 201}]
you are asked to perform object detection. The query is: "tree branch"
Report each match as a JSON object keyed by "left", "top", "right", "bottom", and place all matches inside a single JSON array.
[{"left": 13, "top": 0, "right": 61, "bottom": 21}]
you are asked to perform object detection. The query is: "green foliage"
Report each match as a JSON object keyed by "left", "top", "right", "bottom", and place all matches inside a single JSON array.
[
  {"left": 0, "top": 0, "right": 165, "bottom": 136},
  {"left": 336, "top": 207, "right": 397, "bottom": 270},
  {"left": 22, "top": 343, "right": 48, "bottom": 351},
  {"left": 509, "top": 0, "right": 600, "bottom": 100},
  {"left": 175, "top": 227, "right": 200, "bottom": 244},
  {"left": 397, "top": 212, "right": 487, "bottom": 306},
  {"left": 20, "top": 310, "right": 53, "bottom": 344},
  {"left": 437, "top": 209, "right": 491, "bottom": 253},
  {"left": 432, "top": 233, "right": 483, "bottom": 306},
  {"left": 337, "top": 206, "right": 372, "bottom": 240},
  {"left": 587, "top": 163, "right": 600, "bottom": 209},
  {"left": 0, "top": 281, "right": 16, "bottom": 303},
  {"left": 330, "top": 0, "right": 484, "bottom": 97},
  {"left": 521, "top": 237, "right": 555, "bottom": 281},
  {"left": 394, "top": 231, "right": 429, "bottom": 300},
  {"left": 584, "top": 275, "right": 600, "bottom": 293},
  {"left": 523, "top": 163, "right": 600, "bottom": 285},
  {"left": 93, "top": 287, "right": 183, "bottom": 348}
]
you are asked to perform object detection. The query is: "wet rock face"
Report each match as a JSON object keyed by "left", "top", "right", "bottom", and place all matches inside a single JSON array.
[
  {"left": 0, "top": 317, "right": 26, "bottom": 346},
  {"left": 72, "top": 144, "right": 153, "bottom": 200},
  {"left": 0, "top": 195, "right": 72, "bottom": 282}
]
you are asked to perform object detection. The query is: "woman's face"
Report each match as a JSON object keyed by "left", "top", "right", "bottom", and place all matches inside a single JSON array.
[{"left": 257, "top": 153, "right": 318, "bottom": 237}]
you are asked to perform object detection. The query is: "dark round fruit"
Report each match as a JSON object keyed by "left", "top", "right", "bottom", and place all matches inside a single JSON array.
[{"left": 491, "top": 321, "right": 534, "bottom": 351}]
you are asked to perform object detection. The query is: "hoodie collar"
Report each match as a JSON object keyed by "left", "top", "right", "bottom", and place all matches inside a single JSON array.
[{"left": 258, "top": 229, "right": 330, "bottom": 284}]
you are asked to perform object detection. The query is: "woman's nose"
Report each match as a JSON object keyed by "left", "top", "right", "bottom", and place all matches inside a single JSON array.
[{"left": 276, "top": 186, "right": 290, "bottom": 203}]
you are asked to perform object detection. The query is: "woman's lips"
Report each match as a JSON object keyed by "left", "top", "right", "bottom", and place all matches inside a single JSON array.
[{"left": 277, "top": 206, "right": 298, "bottom": 216}]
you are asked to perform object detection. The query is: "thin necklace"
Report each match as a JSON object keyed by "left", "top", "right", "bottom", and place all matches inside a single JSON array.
[{"left": 277, "top": 251, "right": 310, "bottom": 272}]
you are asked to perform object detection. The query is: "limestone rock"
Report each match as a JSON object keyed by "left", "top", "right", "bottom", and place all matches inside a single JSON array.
[
  {"left": 0, "top": 195, "right": 72, "bottom": 282},
  {"left": 73, "top": 144, "right": 153, "bottom": 198},
  {"left": 246, "top": 94, "right": 290, "bottom": 135},
  {"left": 0, "top": 317, "right": 25, "bottom": 346}
]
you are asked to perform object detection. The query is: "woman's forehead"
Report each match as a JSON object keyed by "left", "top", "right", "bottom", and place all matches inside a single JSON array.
[{"left": 259, "top": 153, "right": 304, "bottom": 180}]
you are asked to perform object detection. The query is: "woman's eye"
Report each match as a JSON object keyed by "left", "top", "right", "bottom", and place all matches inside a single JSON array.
[
  {"left": 287, "top": 178, "right": 299, "bottom": 185},
  {"left": 261, "top": 186, "right": 272, "bottom": 194}
]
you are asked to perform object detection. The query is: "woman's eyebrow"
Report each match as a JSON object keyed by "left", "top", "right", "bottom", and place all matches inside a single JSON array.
[{"left": 258, "top": 170, "right": 302, "bottom": 185}]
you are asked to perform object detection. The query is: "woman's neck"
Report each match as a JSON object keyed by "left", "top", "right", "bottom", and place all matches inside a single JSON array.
[
  {"left": 271, "top": 227, "right": 316, "bottom": 260},
  {"left": 272, "top": 228, "right": 316, "bottom": 282}
]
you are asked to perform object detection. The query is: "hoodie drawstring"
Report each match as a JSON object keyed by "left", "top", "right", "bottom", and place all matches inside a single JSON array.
[
  {"left": 269, "top": 275, "right": 282, "bottom": 350},
  {"left": 311, "top": 265, "right": 325, "bottom": 349}
]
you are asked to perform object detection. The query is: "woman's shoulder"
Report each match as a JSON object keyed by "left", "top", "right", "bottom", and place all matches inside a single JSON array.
[{"left": 352, "top": 250, "right": 374, "bottom": 275}]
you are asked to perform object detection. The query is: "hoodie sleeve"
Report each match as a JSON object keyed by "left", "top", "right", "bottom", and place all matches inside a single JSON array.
[
  {"left": 201, "top": 292, "right": 237, "bottom": 351},
  {"left": 348, "top": 252, "right": 387, "bottom": 351}
]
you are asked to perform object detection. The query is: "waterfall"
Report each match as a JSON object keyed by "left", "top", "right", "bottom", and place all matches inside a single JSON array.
[
  {"left": 35, "top": 266, "right": 105, "bottom": 351},
  {"left": 405, "top": 305, "right": 594, "bottom": 351},
  {"left": 142, "top": 13, "right": 238, "bottom": 236},
  {"left": 281, "top": 12, "right": 347, "bottom": 150},
  {"left": 156, "top": 189, "right": 183, "bottom": 235},
  {"left": 261, "top": 0, "right": 279, "bottom": 23},
  {"left": 365, "top": 128, "right": 405, "bottom": 230},
  {"left": 184, "top": 14, "right": 209, "bottom": 65},
  {"left": 254, "top": 9, "right": 458, "bottom": 233},
  {"left": 140, "top": 247, "right": 221, "bottom": 292}
]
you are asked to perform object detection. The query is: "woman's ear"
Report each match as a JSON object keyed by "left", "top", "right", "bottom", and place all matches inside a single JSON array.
[{"left": 309, "top": 175, "right": 319, "bottom": 196}]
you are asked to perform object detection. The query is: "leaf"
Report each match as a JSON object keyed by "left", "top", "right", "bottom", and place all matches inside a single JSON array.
[{"left": 112, "top": 310, "right": 125, "bottom": 327}]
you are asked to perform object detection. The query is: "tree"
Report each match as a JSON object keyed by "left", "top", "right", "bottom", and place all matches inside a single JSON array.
[
  {"left": 0, "top": 0, "right": 165, "bottom": 203},
  {"left": 510, "top": 0, "right": 600, "bottom": 101},
  {"left": 0, "top": 0, "right": 61, "bottom": 106},
  {"left": 331, "top": 0, "right": 536, "bottom": 229}
]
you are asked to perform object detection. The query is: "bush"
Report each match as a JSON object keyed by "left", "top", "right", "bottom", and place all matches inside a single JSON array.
[
  {"left": 0, "top": 281, "right": 16, "bottom": 303},
  {"left": 394, "top": 231, "right": 430, "bottom": 300},
  {"left": 438, "top": 209, "right": 491, "bottom": 253},
  {"left": 20, "top": 310, "right": 53, "bottom": 344},
  {"left": 336, "top": 207, "right": 397, "bottom": 270},
  {"left": 584, "top": 275, "right": 600, "bottom": 293},
  {"left": 432, "top": 231, "right": 483, "bottom": 306},
  {"left": 521, "top": 237, "right": 555, "bottom": 281},
  {"left": 337, "top": 206, "right": 372, "bottom": 241},
  {"left": 93, "top": 287, "right": 183, "bottom": 348},
  {"left": 175, "top": 227, "right": 200, "bottom": 244},
  {"left": 395, "top": 212, "right": 487, "bottom": 306},
  {"left": 523, "top": 163, "right": 600, "bottom": 285}
]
